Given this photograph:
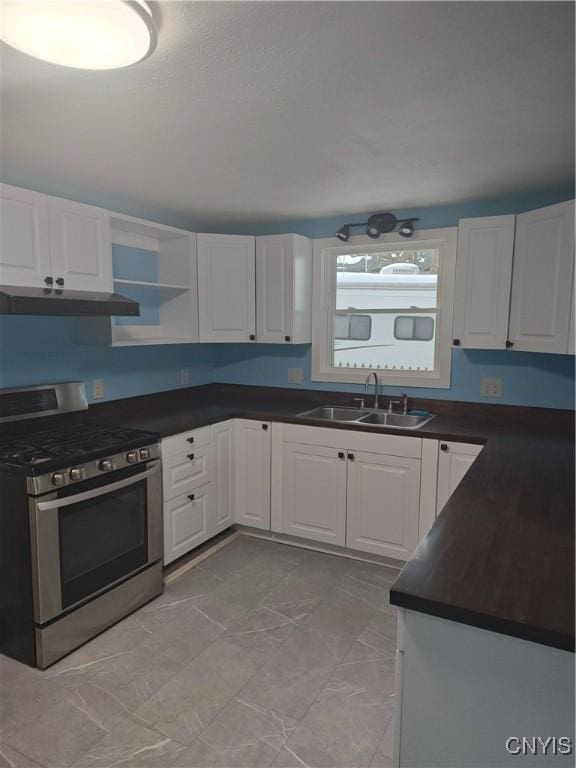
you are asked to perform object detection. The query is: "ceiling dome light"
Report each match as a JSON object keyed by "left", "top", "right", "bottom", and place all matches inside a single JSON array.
[{"left": 0, "top": 0, "right": 157, "bottom": 70}]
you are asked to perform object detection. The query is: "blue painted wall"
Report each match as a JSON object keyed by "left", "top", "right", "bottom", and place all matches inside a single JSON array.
[
  {"left": 0, "top": 185, "right": 574, "bottom": 408},
  {"left": 211, "top": 344, "right": 575, "bottom": 410}
]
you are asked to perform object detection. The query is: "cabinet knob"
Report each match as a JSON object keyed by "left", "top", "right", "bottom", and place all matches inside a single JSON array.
[
  {"left": 505, "top": 340, "right": 514, "bottom": 348},
  {"left": 188, "top": 494, "right": 195, "bottom": 501},
  {"left": 338, "top": 451, "right": 345, "bottom": 460},
  {"left": 44, "top": 276, "right": 53, "bottom": 286},
  {"left": 453, "top": 339, "right": 461, "bottom": 346},
  {"left": 284, "top": 335, "right": 291, "bottom": 342},
  {"left": 262, "top": 424, "right": 268, "bottom": 431},
  {"left": 440, "top": 443, "right": 448, "bottom": 452},
  {"left": 347, "top": 453, "right": 355, "bottom": 461},
  {"left": 55, "top": 277, "right": 64, "bottom": 286},
  {"left": 249, "top": 334, "right": 256, "bottom": 341},
  {"left": 187, "top": 453, "right": 195, "bottom": 460}
]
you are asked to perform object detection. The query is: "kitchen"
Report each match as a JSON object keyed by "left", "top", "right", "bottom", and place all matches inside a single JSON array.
[{"left": 0, "top": 2, "right": 574, "bottom": 768}]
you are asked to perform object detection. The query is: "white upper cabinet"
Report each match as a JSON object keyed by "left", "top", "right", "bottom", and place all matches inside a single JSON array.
[
  {"left": 436, "top": 441, "right": 483, "bottom": 514},
  {"left": 197, "top": 233, "right": 256, "bottom": 342},
  {"left": 48, "top": 197, "right": 112, "bottom": 292},
  {"left": 346, "top": 450, "right": 421, "bottom": 560},
  {"left": 453, "top": 215, "right": 515, "bottom": 349},
  {"left": 256, "top": 234, "right": 312, "bottom": 343},
  {"left": 0, "top": 184, "right": 52, "bottom": 287},
  {"left": 0, "top": 184, "right": 112, "bottom": 292},
  {"left": 508, "top": 200, "right": 575, "bottom": 354}
]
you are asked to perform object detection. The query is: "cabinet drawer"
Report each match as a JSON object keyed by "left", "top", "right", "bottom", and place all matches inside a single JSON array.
[
  {"left": 163, "top": 483, "right": 211, "bottom": 565},
  {"left": 282, "top": 423, "right": 421, "bottom": 459},
  {"left": 162, "top": 446, "right": 211, "bottom": 500},
  {"left": 161, "top": 426, "right": 210, "bottom": 458}
]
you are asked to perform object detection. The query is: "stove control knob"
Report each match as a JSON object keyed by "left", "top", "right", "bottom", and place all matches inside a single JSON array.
[
  {"left": 139, "top": 448, "right": 151, "bottom": 461},
  {"left": 69, "top": 467, "right": 84, "bottom": 482},
  {"left": 126, "top": 450, "right": 139, "bottom": 464},
  {"left": 52, "top": 472, "right": 66, "bottom": 487},
  {"left": 99, "top": 458, "right": 114, "bottom": 472}
]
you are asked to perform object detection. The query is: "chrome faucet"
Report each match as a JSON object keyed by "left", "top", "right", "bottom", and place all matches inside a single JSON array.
[{"left": 364, "top": 371, "right": 380, "bottom": 409}]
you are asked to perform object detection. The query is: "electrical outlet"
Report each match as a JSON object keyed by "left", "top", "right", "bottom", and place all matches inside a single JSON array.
[
  {"left": 92, "top": 379, "right": 105, "bottom": 399},
  {"left": 180, "top": 367, "right": 190, "bottom": 386},
  {"left": 288, "top": 368, "right": 303, "bottom": 385},
  {"left": 481, "top": 377, "right": 502, "bottom": 397}
]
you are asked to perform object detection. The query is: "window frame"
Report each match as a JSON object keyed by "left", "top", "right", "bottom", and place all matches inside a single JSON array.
[{"left": 311, "top": 228, "right": 457, "bottom": 388}]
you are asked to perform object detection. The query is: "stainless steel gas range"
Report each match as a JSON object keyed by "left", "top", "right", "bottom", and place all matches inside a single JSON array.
[{"left": 0, "top": 382, "right": 163, "bottom": 668}]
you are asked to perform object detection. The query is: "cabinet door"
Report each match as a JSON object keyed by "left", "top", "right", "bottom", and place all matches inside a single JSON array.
[
  {"left": 508, "top": 200, "right": 575, "bottom": 353},
  {"left": 235, "top": 420, "right": 271, "bottom": 530},
  {"left": 346, "top": 451, "right": 421, "bottom": 560},
  {"left": 282, "top": 442, "right": 347, "bottom": 546},
  {"left": 163, "top": 483, "right": 211, "bottom": 565},
  {"left": 256, "top": 234, "right": 293, "bottom": 343},
  {"left": 211, "top": 420, "right": 235, "bottom": 534},
  {"left": 0, "top": 184, "right": 52, "bottom": 287},
  {"left": 48, "top": 197, "right": 112, "bottom": 292},
  {"left": 453, "top": 216, "right": 515, "bottom": 349},
  {"left": 197, "top": 234, "right": 256, "bottom": 342},
  {"left": 436, "top": 441, "right": 483, "bottom": 514}
]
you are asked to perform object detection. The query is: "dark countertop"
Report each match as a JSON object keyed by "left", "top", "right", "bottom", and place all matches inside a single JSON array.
[{"left": 91, "top": 383, "right": 575, "bottom": 652}]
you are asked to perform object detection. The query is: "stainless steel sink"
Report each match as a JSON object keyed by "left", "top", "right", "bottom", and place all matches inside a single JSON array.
[
  {"left": 297, "top": 405, "right": 435, "bottom": 430},
  {"left": 297, "top": 406, "right": 371, "bottom": 422},
  {"left": 357, "top": 411, "right": 436, "bottom": 429}
]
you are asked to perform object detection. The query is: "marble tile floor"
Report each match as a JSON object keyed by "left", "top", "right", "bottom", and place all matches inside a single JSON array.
[{"left": 0, "top": 535, "right": 398, "bottom": 768}]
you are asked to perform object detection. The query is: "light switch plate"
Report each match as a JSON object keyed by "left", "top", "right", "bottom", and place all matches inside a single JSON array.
[
  {"left": 481, "top": 377, "right": 502, "bottom": 397},
  {"left": 93, "top": 379, "right": 105, "bottom": 399},
  {"left": 288, "top": 368, "right": 303, "bottom": 385}
]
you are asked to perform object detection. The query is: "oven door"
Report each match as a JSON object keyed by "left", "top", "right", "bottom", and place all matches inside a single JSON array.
[{"left": 29, "top": 460, "right": 161, "bottom": 625}]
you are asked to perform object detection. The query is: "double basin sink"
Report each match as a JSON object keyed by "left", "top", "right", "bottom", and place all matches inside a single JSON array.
[{"left": 297, "top": 405, "right": 436, "bottom": 430}]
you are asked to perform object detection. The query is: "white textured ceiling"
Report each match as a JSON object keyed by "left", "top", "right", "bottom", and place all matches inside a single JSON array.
[{"left": 0, "top": 1, "right": 574, "bottom": 228}]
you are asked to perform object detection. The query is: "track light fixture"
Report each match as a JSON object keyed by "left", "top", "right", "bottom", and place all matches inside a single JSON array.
[
  {"left": 398, "top": 218, "right": 418, "bottom": 238},
  {"left": 335, "top": 214, "right": 419, "bottom": 241}
]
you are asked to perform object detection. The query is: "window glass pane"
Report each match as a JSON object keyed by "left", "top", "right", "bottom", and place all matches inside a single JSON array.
[
  {"left": 333, "top": 313, "right": 372, "bottom": 341},
  {"left": 394, "top": 315, "right": 435, "bottom": 341},
  {"left": 334, "top": 248, "right": 438, "bottom": 371}
]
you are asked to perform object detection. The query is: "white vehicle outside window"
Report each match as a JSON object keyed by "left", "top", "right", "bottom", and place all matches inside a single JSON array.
[{"left": 311, "top": 229, "right": 457, "bottom": 387}]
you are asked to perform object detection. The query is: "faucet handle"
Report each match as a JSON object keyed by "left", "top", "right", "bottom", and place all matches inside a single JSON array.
[
  {"left": 352, "top": 397, "right": 365, "bottom": 409},
  {"left": 387, "top": 399, "right": 401, "bottom": 413}
]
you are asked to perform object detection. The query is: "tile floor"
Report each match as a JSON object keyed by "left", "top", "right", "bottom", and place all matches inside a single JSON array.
[{"left": 0, "top": 535, "right": 398, "bottom": 768}]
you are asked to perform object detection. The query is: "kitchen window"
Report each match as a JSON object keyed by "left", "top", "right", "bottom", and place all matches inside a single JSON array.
[{"left": 311, "top": 229, "right": 457, "bottom": 387}]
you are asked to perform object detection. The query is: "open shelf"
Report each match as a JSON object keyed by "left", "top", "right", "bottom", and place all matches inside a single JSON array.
[
  {"left": 76, "top": 212, "right": 199, "bottom": 347},
  {"left": 114, "top": 279, "right": 191, "bottom": 292}
]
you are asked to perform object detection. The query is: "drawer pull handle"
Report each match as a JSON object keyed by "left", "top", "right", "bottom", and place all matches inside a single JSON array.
[
  {"left": 262, "top": 424, "right": 268, "bottom": 431},
  {"left": 440, "top": 443, "right": 448, "bottom": 452},
  {"left": 187, "top": 453, "right": 195, "bottom": 460},
  {"left": 188, "top": 494, "right": 195, "bottom": 501},
  {"left": 187, "top": 437, "right": 194, "bottom": 444}
]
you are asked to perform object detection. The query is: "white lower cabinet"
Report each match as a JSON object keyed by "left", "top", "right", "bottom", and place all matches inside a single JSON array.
[
  {"left": 234, "top": 419, "right": 271, "bottom": 530},
  {"left": 346, "top": 451, "right": 421, "bottom": 559},
  {"left": 436, "top": 441, "right": 483, "bottom": 514},
  {"left": 282, "top": 443, "right": 347, "bottom": 545},
  {"left": 211, "top": 420, "right": 235, "bottom": 534},
  {"left": 163, "top": 483, "right": 211, "bottom": 565}
]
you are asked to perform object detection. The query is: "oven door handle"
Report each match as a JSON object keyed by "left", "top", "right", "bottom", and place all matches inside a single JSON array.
[{"left": 36, "top": 464, "right": 159, "bottom": 512}]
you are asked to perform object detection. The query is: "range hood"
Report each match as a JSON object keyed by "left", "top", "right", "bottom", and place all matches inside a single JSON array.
[{"left": 0, "top": 285, "right": 140, "bottom": 317}]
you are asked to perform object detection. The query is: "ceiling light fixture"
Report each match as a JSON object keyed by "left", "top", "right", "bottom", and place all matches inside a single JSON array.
[
  {"left": 398, "top": 218, "right": 418, "bottom": 238},
  {"left": 366, "top": 213, "right": 397, "bottom": 239},
  {"left": 0, "top": 0, "right": 157, "bottom": 70},
  {"left": 335, "top": 213, "right": 419, "bottom": 241}
]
